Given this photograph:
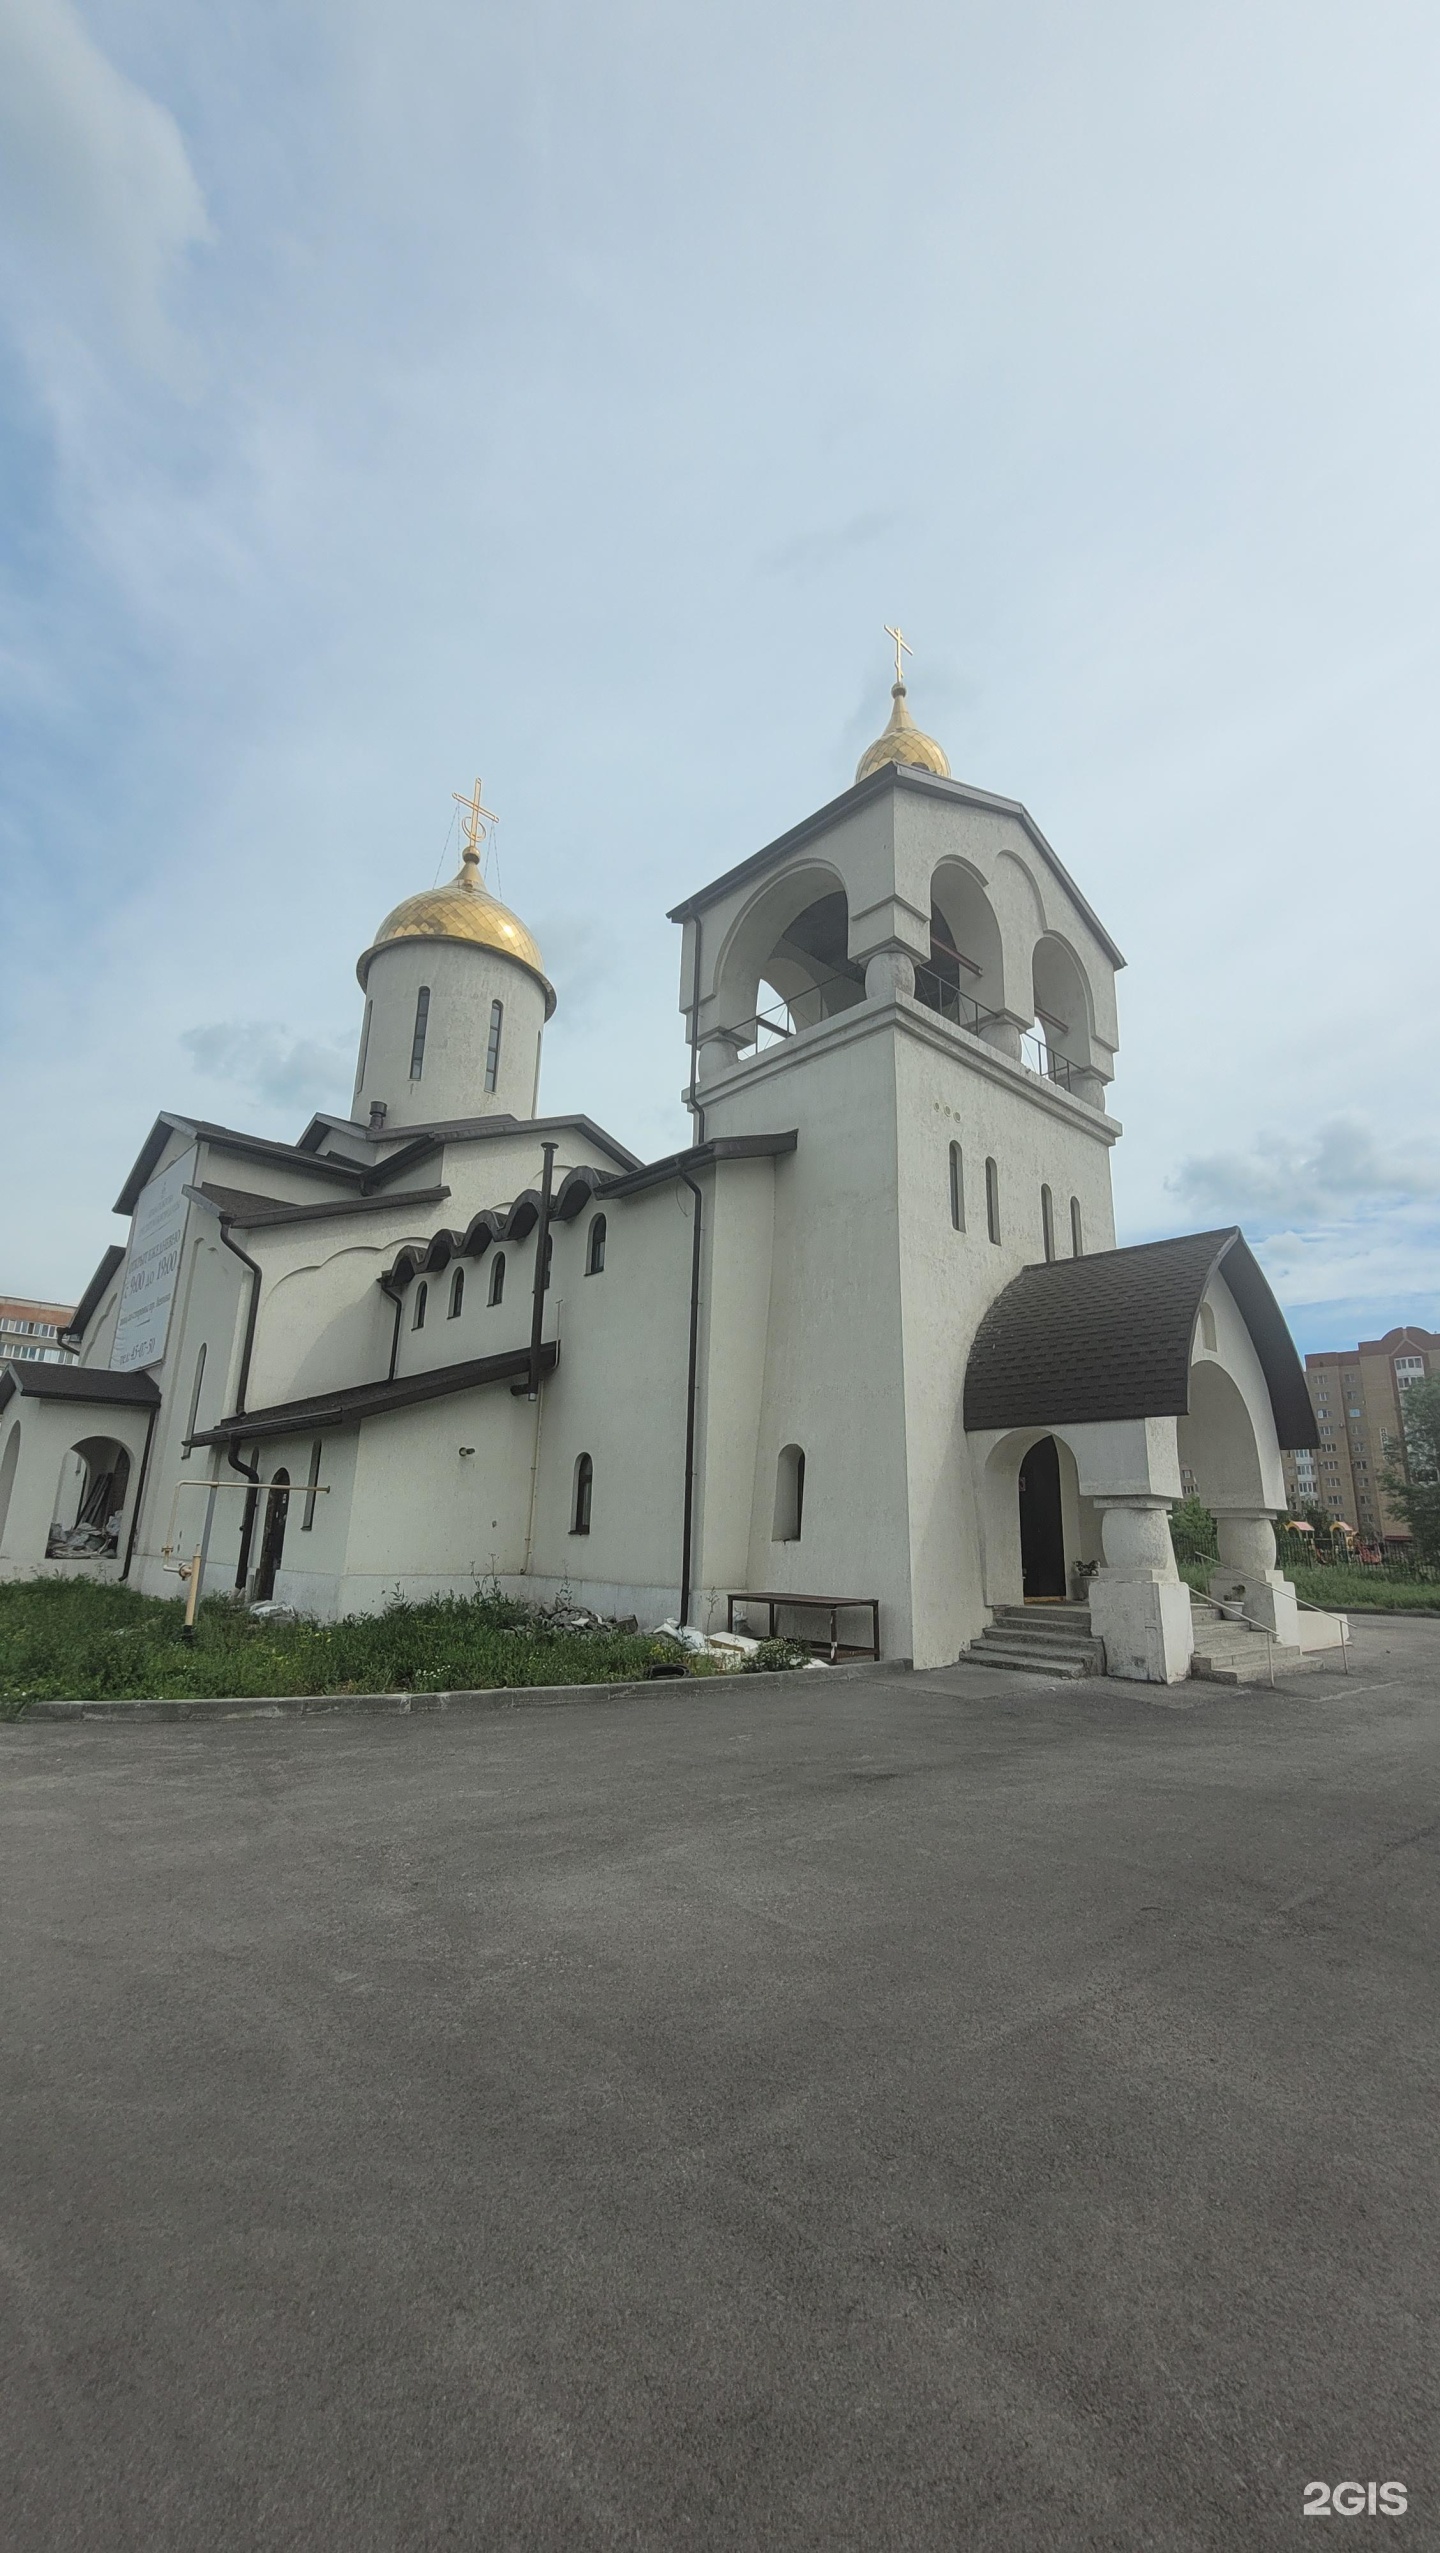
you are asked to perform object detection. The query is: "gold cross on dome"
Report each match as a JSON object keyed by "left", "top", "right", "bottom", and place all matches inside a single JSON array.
[
  {"left": 884, "top": 624, "right": 912, "bottom": 687},
  {"left": 453, "top": 777, "right": 498, "bottom": 855}
]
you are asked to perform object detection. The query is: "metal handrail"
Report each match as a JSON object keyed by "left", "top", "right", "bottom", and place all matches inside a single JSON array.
[
  {"left": 1195, "top": 1584, "right": 1278, "bottom": 1687},
  {"left": 727, "top": 960, "right": 1086, "bottom": 1098},
  {"left": 1197, "top": 1580, "right": 1351, "bottom": 1681}
]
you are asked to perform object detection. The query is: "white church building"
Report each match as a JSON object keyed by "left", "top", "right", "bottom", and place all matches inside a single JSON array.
[{"left": 0, "top": 670, "right": 1326, "bottom": 1682}]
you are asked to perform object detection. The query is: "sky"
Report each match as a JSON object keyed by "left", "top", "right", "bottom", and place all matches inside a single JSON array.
[{"left": 1, "top": 0, "right": 1437, "bottom": 1353}]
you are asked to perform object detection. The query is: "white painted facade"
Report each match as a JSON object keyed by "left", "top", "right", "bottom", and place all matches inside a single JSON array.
[{"left": 0, "top": 727, "right": 1318, "bottom": 1679}]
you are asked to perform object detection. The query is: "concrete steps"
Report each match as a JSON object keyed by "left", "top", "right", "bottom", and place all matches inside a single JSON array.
[
  {"left": 1188, "top": 1593, "right": 1310, "bottom": 1684},
  {"left": 965, "top": 1603, "right": 1106, "bottom": 1680}
]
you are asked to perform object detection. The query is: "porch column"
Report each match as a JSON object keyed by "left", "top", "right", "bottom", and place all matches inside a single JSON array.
[
  {"left": 863, "top": 949, "right": 916, "bottom": 1000},
  {"left": 1088, "top": 1495, "right": 1195, "bottom": 1685},
  {"left": 696, "top": 1028, "right": 746, "bottom": 1085},
  {"left": 1209, "top": 1506, "right": 1300, "bottom": 1643},
  {"left": 977, "top": 1007, "right": 1030, "bottom": 1062}
]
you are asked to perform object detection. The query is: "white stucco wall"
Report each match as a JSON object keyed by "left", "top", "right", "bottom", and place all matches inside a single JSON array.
[{"left": 354, "top": 936, "right": 547, "bottom": 1131}]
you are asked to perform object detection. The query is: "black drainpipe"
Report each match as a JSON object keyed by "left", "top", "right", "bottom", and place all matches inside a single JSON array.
[
  {"left": 378, "top": 1269, "right": 405, "bottom": 1381},
  {"left": 525, "top": 1143, "right": 557, "bottom": 1400},
  {"left": 218, "top": 1220, "right": 263, "bottom": 1590},
  {"left": 678, "top": 1167, "right": 704, "bottom": 1628}
]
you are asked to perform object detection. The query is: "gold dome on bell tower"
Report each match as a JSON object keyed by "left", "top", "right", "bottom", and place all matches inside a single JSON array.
[{"left": 855, "top": 624, "right": 951, "bottom": 784}]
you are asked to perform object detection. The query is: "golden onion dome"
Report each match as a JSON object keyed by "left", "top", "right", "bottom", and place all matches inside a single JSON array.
[
  {"left": 357, "top": 842, "right": 556, "bottom": 1016},
  {"left": 855, "top": 682, "right": 951, "bottom": 784}
]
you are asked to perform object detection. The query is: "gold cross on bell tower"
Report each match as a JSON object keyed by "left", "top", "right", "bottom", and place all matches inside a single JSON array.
[
  {"left": 452, "top": 776, "right": 498, "bottom": 869},
  {"left": 884, "top": 623, "right": 912, "bottom": 688}
]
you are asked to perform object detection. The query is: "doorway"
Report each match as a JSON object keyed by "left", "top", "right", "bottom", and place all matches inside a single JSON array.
[
  {"left": 254, "top": 1470, "right": 290, "bottom": 1603},
  {"left": 1018, "top": 1435, "right": 1066, "bottom": 1600}
]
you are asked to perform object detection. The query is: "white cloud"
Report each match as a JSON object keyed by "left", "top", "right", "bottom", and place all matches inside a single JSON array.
[
  {"left": 181, "top": 1022, "right": 353, "bottom": 1118},
  {"left": 1169, "top": 1117, "right": 1440, "bottom": 1226},
  {"left": 0, "top": 0, "right": 209, "bottom": 374}
]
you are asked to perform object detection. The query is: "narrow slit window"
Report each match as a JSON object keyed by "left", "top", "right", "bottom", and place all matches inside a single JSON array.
[
  {"left": 413, "top": 1280, "right": 428, "bottom": 1330},
  {"left": 1070, "top": 1196, "right": 1083, "bottom": 1257},
  {"left": 301, "top": 1438, "right": 322, "bottom": 1531},
  {"left": 489, "top": 1252, "right": 505, "bottom": 1306},
  {"left": 356, "top": 999, "right": 373, "bottom": 1088},
  {"left": 948, "top": 1143, "right": 965, "bottom": 1232},
  {"left": 985, "top": 1157, "right": 1001, "bottom": 1245},
  {"left": 587, "top": 1213, "right": 607, "bottom": 1275},
  {"left": 571, "top": 1451, "right": 593, "bottom": 1535},
  {"left": 484, "top": 999, "right": 504, "bottom": 1093},
  {"left": 183, "top": 1341, "right": 207, "bottom": 1457},
  {"left": 409, "top": 986, "right": 430, "bottom": 1081},
  {"left": 449, "top": 1265, "right": 465, "bottom": 1319},
  {"left": 773, "top": 1443, "right": 806, "bottom": 1542},
  {"left": 1041, "top": 1183, "right": 1055, "bottom": 1262}
]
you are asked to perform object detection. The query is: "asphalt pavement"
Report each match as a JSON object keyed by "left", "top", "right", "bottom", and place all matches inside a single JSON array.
[{"left": 2, "top": 1618, "right": 1437, "bottom": 2551}]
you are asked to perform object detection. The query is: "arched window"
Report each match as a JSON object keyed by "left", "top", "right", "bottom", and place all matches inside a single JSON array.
[
  {"left": 413, "top": 1280, "right": 428, "bottom": 1330},
  {"left": 985, "top": 1157, "right": 1001, "bottom": 1245},
  {"left": 587, "top": 1213, "right": 607, "bottom": 1275},
  {"left": 409, "top": 987, "right": 430, "bottom": 1081},
  {"left": 485, "top": 999, "right": 504, "bottom": 1093},
  {"left": 301, "top": 1437, "right": 323, "bottom": 1531},
  {"left": 948, "top": 1143, "right": 965, "bottom": 1232},
  {"left": 773, "top": 1443, "right": 805, "bottom": 1542},
  {"left": 449, "top": 1265, "right": 465, "bottom": 1319},
  {"left": 1041, "top": 1184, "right": 1056, "bottom": 1263},
  {"left": 183, "top": 1341, "right": 207, "bottom": 1458},
  {"left": 1070, "top": 1196, "right": 1083, "bottom": 1257},
  {"left": 571, "top": 1451, "right": 593, "bottom": 1535},
  {"left": 488, "top": 1252, "right": 505, "bottom": 1306},
  {"left": 1198, "top": 1302, "right": 1217, "bottom": 1353}
]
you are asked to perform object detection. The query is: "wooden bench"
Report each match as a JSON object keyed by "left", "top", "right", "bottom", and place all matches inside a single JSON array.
[{"left": 726, "top": 1592, "right": 881, "bottom": 1663}]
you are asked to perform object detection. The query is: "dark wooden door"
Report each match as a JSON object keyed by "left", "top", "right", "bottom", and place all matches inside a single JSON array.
[
  {"left": 254, "top": 1471, "right": 290, "bottom": 1602},
  {"left": 1018, "top": 1436, "right": 1066, "bottom": 1600}
]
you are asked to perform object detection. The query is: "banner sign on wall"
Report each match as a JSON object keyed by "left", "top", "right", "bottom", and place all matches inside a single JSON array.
[{"left": 111, "top": 1148, "right": 197, "bottom": 1374}]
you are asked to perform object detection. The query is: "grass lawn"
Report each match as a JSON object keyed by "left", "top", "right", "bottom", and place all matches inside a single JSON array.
[
  {"left": 0, "top": 1577, "right": 772, "bottom": 1717},
  {"left": 1180, "top": 1559, "right": 1440, "bottom": 1613}
]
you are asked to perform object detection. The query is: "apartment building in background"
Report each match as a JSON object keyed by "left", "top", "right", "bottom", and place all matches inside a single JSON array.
[
  {"left": 1281, "top": 1326, "right": 1439, "bottom": 1542},
  {"left": 0, "top": 1296, "right": 78, "bottom": 1370}
]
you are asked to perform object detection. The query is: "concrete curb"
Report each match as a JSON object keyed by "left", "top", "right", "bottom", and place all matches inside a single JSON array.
[
  {"left": 1331, "top": 1606, "right": 1440, "bottom": 1622},
  {"left": 9, "top": 1658, "right": 913, "bottom": 1727}
]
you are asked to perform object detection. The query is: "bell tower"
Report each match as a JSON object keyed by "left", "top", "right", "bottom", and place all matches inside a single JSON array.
[{"left": 667, "top": 645, "right": 1126, "bottom": 1665}]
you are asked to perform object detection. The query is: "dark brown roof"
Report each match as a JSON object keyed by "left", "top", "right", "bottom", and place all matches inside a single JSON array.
[
  {"left": 378, "top": 1133, "right": 798, "bottom": 1287},
  {"left": 192, "top": 1342, "right": 559, "bottom": 1446},
  {"left": 59, "top": 1245, "right": 126, "bottom": 1347},
  {"left": 295, "top": 1109, "right": 642, "bottom": 1170},
  {"left": 963, "top": 1230, "right": 1319, "bottom": 1449},
  {"left": 197, "top": 1183, "right": 451, "bottom": 1229},
  {"left": 0, "top": 1361, "right": 161, "bottom": 1416}
]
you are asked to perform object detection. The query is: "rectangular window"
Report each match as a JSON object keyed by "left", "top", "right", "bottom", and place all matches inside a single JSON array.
[
  {"left": 985, "top": 1157, "right": 1001, "bottom": 1245},
  {"left": 484, "top": 999, "right": 503, "bottom": 1094},
  {"left": 302, "top": 1439, "right": 322, "bottom": 1531},
  {"left": 409, "top": 986, "right": 430, "bottom": 1081},
  {"left": 1041, "top": 1183, "right": 1055, "bottom": 1262},
  {"left": 948, "top": 1142, "right": 965, "bottom": 1232}
]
